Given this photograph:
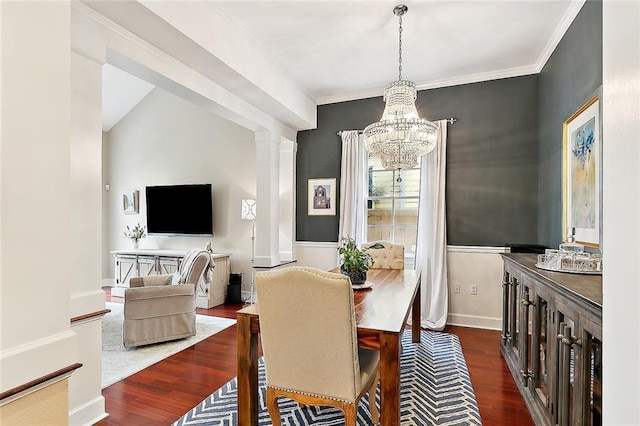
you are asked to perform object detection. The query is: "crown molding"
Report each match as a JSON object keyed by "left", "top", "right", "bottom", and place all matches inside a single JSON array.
[
  {"left": 535, "top": 0, "right": 586, "bottom": 72},
  {"left": 317, "top": 65, "right": 539, "bottom": 105}
]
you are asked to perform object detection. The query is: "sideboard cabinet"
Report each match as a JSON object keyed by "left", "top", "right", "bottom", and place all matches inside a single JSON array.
[
  {"left": 501, "top": 253, "right": 602, "bottom": 426},
  {"left": 111, "top": 249, "right": 230, "bottom": 308}
]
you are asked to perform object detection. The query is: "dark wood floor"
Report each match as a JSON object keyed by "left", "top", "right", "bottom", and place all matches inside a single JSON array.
[{"left": 97, "top": 289, "right": 533, "bottom": 425}]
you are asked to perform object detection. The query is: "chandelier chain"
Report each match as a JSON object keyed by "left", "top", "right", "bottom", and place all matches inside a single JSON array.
[{"left": 398, "top": 14, "right": 403, "bottom": 81}]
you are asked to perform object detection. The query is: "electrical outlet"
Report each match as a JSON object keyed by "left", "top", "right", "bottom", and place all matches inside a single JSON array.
[
  {"left": 470, "top": 285, "right": 478, "bottom": 295},
  {"left": 453, "top": 283, "right": 460, "bottom": 294}
]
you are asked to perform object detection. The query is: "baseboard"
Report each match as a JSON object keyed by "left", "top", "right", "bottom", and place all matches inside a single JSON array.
[
  {"left": 447, "top": 313, "right": 501, "bottom": 330},
  {"left": 68, "top": 395, "right": 108, "bottom": 426}
]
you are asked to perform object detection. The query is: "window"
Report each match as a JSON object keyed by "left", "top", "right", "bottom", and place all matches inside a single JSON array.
[{"left": 366, "top": 153, "right": 420, "bottom": 268}]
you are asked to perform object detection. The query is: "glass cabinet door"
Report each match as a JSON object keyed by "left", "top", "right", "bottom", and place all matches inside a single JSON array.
[
  {"left": 509, "top": 273, "right": 521, "bottom": 355},
  {"left": 587, "top": 335, "right": 602, "bottom": 425},
  {"left": 520, "top": 282, "right": 534, "bottom": 386},
  {"left": 555, "top": 304, "right": 580, "bottom": 426},
  {"left": 530, "top": 288, "right": 551, "bottom": 415},
  {"left": 581, "top": 318, "right": 602, "bottom": 426}
]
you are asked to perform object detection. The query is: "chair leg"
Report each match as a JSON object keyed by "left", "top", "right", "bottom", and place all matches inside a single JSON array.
[
  {"left": 343, "top": 404, "right": 357, "bottom": 426},
  {"left": 266, "top": 387, "right": 282, "bottom": 426},
  {"left": 369, "top": 372, "right": 380, "bottom": 425}
]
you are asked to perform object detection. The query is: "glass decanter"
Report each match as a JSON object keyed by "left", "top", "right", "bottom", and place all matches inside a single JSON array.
[{"left": 559, "top": 227, "right": 584, "bottom": 253}]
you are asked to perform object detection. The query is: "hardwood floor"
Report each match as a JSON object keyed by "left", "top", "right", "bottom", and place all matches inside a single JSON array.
[{"left": 97, "top": 290, "right": 533, "bottom": 425}]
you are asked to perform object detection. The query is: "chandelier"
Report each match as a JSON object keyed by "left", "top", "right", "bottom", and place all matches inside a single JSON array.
[{"left": 363, "top": 4, "right": 439, "bottom": 171}]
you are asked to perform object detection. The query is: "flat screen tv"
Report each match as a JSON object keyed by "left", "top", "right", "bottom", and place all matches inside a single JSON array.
[{"left": 145, "top": 184, "right": 213, "bottom": 236}]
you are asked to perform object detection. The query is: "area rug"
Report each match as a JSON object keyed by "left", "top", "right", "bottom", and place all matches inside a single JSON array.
[
  {"left": 102, "top": 302, "right": 236, "bottom": 389},
  {"left": 173, "top": 330, "right": 481, "bottom": 425}
]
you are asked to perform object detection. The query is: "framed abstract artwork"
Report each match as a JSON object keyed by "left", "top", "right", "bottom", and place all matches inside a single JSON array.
[
  {"left": 308, "top": 178, "right": 336, "bottom": 216},
  {"left": 563, "top": 94, "right": 601, "bottom": 247},
  {"left": 123, "top": 190, "right": 139, "bottom": 215}
]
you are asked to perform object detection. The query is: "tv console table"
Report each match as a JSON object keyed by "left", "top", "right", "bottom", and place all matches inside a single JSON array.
[{"left": 111, "top": 249, "right": 230, "bottom": 308}]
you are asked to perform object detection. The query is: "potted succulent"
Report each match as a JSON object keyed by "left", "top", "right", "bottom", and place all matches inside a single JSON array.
[{"left": 338, "top": 237, "right": 374, "bottom": 284}]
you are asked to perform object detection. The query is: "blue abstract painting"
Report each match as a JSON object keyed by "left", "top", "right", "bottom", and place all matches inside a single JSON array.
[{"left": 570, "top": 117, "right": 596, "bottom": 229}]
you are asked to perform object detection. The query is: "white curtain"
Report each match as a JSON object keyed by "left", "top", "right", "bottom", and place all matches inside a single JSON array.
[
  {"left": 416, "top": 120, "right": 449, "bottom": 330},
  {"left": 338, "top": 131, "right": 368, "bottom": 260}
]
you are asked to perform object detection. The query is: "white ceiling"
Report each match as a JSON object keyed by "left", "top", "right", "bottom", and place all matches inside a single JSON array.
[{"left": 101, "top": 0, "right": 584, "bottom": 131}]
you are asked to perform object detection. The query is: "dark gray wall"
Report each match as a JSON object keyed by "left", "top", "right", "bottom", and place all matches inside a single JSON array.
[
  {"left": 427, "top": 76, "right": 539, "bottom": 246},
  {"left": 297, "top": 75, "right": 540, "bottom": 246},
  {"left": 538, "top": 0, "right": 602, "bottom": 248},
  {"left": 296, "top": 98, "right": 381, "bottom": 242}
]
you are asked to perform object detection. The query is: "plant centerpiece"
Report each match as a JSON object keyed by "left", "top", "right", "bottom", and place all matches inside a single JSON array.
[
  {"left": 124, "top": 223, "right": 146, "bottom": 249},
  {"left": 338, "top": 237, "right": 374, "bottom": 284}
]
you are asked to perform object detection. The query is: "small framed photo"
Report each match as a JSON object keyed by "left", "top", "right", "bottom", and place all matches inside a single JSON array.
[
  {"left": 563, "top": 93, "right": 601, "bottom": 247},
  {"left": 123, "top": 190, "right": 139, "bottom": 215},
  {"left": 308, "top": 178, "right": 336, "bottom": 216}
]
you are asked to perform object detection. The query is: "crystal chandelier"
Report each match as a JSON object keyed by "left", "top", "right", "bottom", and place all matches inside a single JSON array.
[{"left": 364, "top": 4, "right": 439, "bottom": 171}]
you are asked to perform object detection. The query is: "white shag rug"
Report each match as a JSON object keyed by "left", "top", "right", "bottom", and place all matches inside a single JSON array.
[{"left": 102, "top": 301, "right": 236, "bottom": 389}]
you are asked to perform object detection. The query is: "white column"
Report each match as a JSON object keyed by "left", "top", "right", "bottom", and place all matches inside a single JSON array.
[
  {"left": 279, "top": 138, "right": 297, "bottom": 262},
  {"left": 254, "top": 131, "right": 281, "bottom": 267},
  {"left": 602, "top": 1, "right": 640, "bottom": 424},
  {"left": 68, "top": 51, "right": 108, "bottom": 424},
  {"left": 0, "top": 1, "right": 77, "bottom": 422}
]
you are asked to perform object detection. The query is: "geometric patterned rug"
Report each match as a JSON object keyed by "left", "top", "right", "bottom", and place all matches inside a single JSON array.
[{"left": 173, "top": 330, "right": 482, "bottom": 425}]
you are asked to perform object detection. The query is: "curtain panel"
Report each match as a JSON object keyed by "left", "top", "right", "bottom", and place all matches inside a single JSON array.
[
  {"left": 416, "top": 120, "right": 449, "bottom": 330},
  {"left": 338, "top": 131, "right": 368, "bottom": 260}
]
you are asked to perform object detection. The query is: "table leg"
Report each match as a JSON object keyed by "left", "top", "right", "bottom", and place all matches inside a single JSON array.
[
  {"left": 412, "top": 276, "right": 421, "bottom": 343},
  {"left": 380, "top": 332, "right": 401, "bottom": 426},
  {"left": 237, "top": 314, "right": 258, "bottom": 426}
]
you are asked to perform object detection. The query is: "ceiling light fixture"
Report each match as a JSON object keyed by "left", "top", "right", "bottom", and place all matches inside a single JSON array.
[{"left": 364, "top": 4, "right": 439, "bottom": 172}]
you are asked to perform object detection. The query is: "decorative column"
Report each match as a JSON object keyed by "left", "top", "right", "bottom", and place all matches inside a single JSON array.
[
  {"left": 279, "top": 138, "right": 297, "bottom": 262},
  {"left": 254, "top": 130, "right": 281, "bottom": 267}
]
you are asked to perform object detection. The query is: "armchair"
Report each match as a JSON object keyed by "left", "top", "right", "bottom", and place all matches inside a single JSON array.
[
  {"left": 256, "top": 267, "right": 380, "bottom": 425},
  {"left": 123, "top": 249, "right": 211, "bottom": 348}
]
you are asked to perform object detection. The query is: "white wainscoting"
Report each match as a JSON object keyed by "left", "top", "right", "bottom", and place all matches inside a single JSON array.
[
  {"left": 295, "top": 242, "right": 507, "bottom": 330},
  {"left": 446, "top": 245, "right": 508, "bottom": 330},
  {"left": 294, "top": 241, "right": 340, "bottom": 271}
]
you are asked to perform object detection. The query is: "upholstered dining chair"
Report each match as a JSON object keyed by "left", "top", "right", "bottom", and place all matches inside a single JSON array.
[
  {"left": 363, "top": 241, "right": 405, "bottom": 269},
  {"left": 255, "top": 266, "right": 380, "bottom": 425},
  {"left": 122, "top": 249, "right": 211, "bottom": 348}
]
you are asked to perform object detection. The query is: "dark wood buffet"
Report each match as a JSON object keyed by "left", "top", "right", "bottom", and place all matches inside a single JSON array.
[{"left": 501, "top": 253, "right": 602, "bottom": 426}]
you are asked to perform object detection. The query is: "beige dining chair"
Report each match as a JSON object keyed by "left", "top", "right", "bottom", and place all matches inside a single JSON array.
[
  {"left": 255, "top": 266, "right": 380, "bottom": 425},
  {"left": 363, "top": 241, "right": 405, "bottom": 269}
]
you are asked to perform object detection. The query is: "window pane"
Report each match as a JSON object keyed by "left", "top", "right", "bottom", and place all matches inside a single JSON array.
[
  {"left": 369, "top": 169, "right": 394, "bottom": 197},
  {"left": 368, "top": 199, "right": 392, "bottom": 226},
  {"left": 396, "top": 169, "right": 421, "bottom": 196},
  {"left": 394, "top": 202, "right": 418, "bottom": 251},
  {"left": 393, "top": 226, "right": 418, "bottom": 254},
  {"left": 367, "top": 226, "right": 393, "bottom": 242}
]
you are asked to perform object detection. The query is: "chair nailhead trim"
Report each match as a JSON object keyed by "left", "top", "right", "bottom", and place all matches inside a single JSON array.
[{"left": 268, "top": 386, "right": 353, "bottom": 404}]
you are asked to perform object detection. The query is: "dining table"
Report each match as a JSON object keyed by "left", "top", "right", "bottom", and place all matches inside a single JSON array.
[{"left": 236, "top": 267, "right": 422, "bottom": 426}]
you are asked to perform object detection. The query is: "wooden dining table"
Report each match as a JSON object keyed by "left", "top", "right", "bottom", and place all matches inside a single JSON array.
[{"left": 236, "top": 267, "right": 421, "bottom": 426}]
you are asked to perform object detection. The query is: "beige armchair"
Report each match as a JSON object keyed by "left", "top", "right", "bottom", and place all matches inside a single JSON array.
[
  {"left": 256, "top": 266, "right": 380, "bottom": 425},
  {"left": 122, "top": 249, "right": 211, "bottom": 348},
  {"left": 363, "top": 241, "right": 405, "bottom": 269}
]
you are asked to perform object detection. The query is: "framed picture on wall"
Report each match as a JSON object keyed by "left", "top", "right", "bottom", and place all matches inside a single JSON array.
[
  {"left": 308, "top": 178, "right": 336, "bottom": 216},
  {"left": 562, "top": 93, "right": 601, "bottom": 247},
  {"left": 123, "top": 190, "right": 139, "bottom": 215}
]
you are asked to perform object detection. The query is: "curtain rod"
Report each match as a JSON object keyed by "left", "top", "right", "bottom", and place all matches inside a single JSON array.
[{"left": 336, "top": 117, "right": 457, "bottom": 136}]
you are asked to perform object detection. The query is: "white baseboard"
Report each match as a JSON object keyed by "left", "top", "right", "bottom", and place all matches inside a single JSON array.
[
  {"left": 68, "top": 395, "right": 107, "bottom": 426},
  {"left": 447, "top": 313, "right": 502, "bottom": 331},
  {"left": 101, "top": 278, "right": 116, "bottom": 287}
]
